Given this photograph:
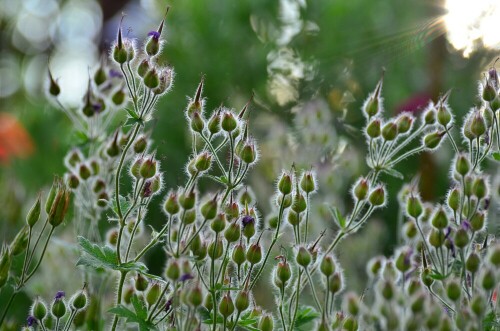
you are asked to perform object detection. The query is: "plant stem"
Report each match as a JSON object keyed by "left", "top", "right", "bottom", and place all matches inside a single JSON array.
[{"left": 110, "top": 271, "right": 127, "bottom": 331}]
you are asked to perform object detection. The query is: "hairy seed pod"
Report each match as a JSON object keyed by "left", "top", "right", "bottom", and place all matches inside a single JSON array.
[
  {"left": 446, "top": 280, "right": 461, "bottom": 301},
  {"left": 466, "top": 252, "right": 480, "bottom": 273},
  {"left": 219, "top": 294, "right": 234, "bottom": 317}
]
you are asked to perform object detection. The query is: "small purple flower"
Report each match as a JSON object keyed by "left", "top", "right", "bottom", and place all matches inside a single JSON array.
[
  {"left": 180, "top": 273, "right": 194, "bottom": 282},
  {"left": 54, "top": 291, "right": 65, "bottom": 300},
  {"left": 165, "top": 298, "right": 173, "bottom": 311},
  {"left": 27, "top": 315, "right": 37, "bottom": 326},
  {"left": 148, "top": 31, "right": 161, "bottom": 40},
  {"left": 143, "top": 181, "right": 152, "bottom": 198},
  {"left": 109, "top": 69, "right": 123, "bottom": 79},
  {"left": 483, "top": 198, "right": 490, "bottom": 210},
  {"left": 241, "top": 215, "right": 254, "bottom": 227},
  {"left": 461, "top": 220, "right": 471, "bottom": 230},
  {"left": 444, "top": 227, "right": 452, "bottom": 239},
  {"left": 92, "top": 103, "right": 102, "bottom": 113}
]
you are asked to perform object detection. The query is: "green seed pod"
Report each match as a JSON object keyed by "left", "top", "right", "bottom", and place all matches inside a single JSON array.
[
  {"left": 204, "top": 292, "right": 213, "bottom": 311},
  {"left": 163, "top": 192, "right": 180, "bottom": 215},
  {"left": 146, "top": 283, "right": 161, "bottom": 306},
  {"left": 166, "top": 260, "right": 181, "bottom": 281},
  {"left": 482, "top": 81, "right": 496, "bottom": 102},
  {"left": 421, "top": 268, "right": 434, "bottom": 287},
  {"left": 423, "top": 131, "right": 444, "bottom": 149},
  {"left": 296, "top": 246, "right": 311, "bottom": 268},
  {"left": 238, "top": 190, "right": 254, "bottom": 205},
  {"left": 211, "top": 213, "right": 226, "bottom": 233},
  {"left": 431, "top": 206, "right": 449, "bottom": 229},
  {"left": 190, "top": 112, "right": 205, "bottom": 133},
  {"left": 344, "top": 292, "right": 360, "bottom": 316},
  {"left": 397, "top": 114, "right": 413, "bottom": 134},
  {"left": 137, "top": 59, "right": 149, "bottom": 77},
  {"left": 27, "top": 194, "right": 42, "bottom": 227},
  {"left": 406, "top": 195, "right": 423, "bottom": 219},
  {"left": 195, "top": 242, "right": 208, "bottom": 261},
  {"left": 130, "top": 157, "right": 143, "bottom": 179},
  {"left": 48, "top": 69, "right": 61, "bottom": 97},
  {"left": 51, "top": 299, "right": 67, "bottom": 319},
  {"left": 112, "top": 29, "right": 128, "bottom": 64},
  {"left": 187, "top": 286, "right": 202, "bottom": 307},
  {"left": 381, "top": 280, "right": 395, "bottom": 300},
  {"left": 201, "top": 196, "right": 218, "bottom": 220},
  {"left": 395, "top": 248, "right": 412, "bottom": 273},
  {"left": 195, "top": 152, "right": 212, "bottom": 172},
  {"left": 472, "top": 177, "right": 487, "bottom": 200},
  {"left": 48, "top": 181, "right": 71, "bottom": 227},
  {"left": 488, "top": 244, "right": 500, "bottom": 267},
  {"left": 224, "top": 221, "right": 240, "bottom": 242},
  {"left": 446, "top": 280, "right": 461, "bottom": 301},
  {"left": 480, "top": 268, "right": 496, "bottom": 291},
  {"left": 368, "top": 186, "right": 385, "bottom": 206},
  {"left": 92, "top": 179, "right": 105, "bottom": 193},
  {"left": 381, "top": 121, "right": 398, "bottom": 141},
  {"left": 96, "top": 192, "right": 109, "bottom": 208},
  {"left": 235, "top": 290, "right": 250, "bottom": 312},
  {"left": 277, "top": 261, "right": 292, "bottom": 284},
  {"left": 43, "top": 314, "right": 55, "bottom": 329},
  {"left": 300, "top": 171, "right": 316, "bottom": 194},
  {"left": 112, "top": 89, "right": 126, "bottom": 106},
  {"left": 246, "top": 243, "right": 262, "bottom": 265},
  {"left": 481, "top": 106, "right": 494, "bottom": 127},
  {"left": 429, "top": 229, "right": 445, "bottom": 247},
  {"left": 10, "top": 226, "right": 29, "bottom": 256},
  {"left": 320, "top": 255, "right": 336, "bottom": 277},
  {"left": 219, "top": 294, "right": 235, "bottom": 317},
  {"left": 133, "top": 136, "right": 148, "bottom": 154},
  {"left": 454, "top": 228, "right": 469, "bottom": 248},
  {"left": 466, "top": 252, "right": 480, "bottom": 273},
  {"left": 437, "top": 103, "right": 452, "bottom": 126},
  {"left": 32, "top": 298, "right": 48, "bottom": 320},
  {"left": 93, "top": 67, "right": 106, "bottom": 86},
  {"left": 71, "top": 290, "right": 88, "bottom": 310},
  {"left": 106, "top": 228, "right": 118, "bottom": 247},
  {"left": 328, "top": 272, "right": 343, "bottom": 294},
  {"left": 292, "top": 192, "right": 307, "bottom": 213},
  {"left": 470, "top": 111, "right": 486, "bottom": 137},
  {"left": 278, "top": 172, "right": 293, "bottom": 195},
  {"left": 232, "top": 244, "right": 246, "bottom": 266},
  {"left": 221, "top": 111, "right": 238, "bottom": 132},
  {"left": 208, "top": 110, "right": 221, "bottom": 135},
  {"left": 407, "top": 278, "right": 422, "bottom": 295},
  {"left": 366, "top": 118, "right": 381, "bottom": 138},
  {"left": 470, "top": 211, "right": 485, "bottom": 232},
  {"left": 277, "top": 194, "right": 292, "bottom": 209},
  {"left": 72, "top": 310, "right": 86, "bottom": 327},
  {"left": 242, "top": 215, "right": 256, "bottom": 239},
  {"left": 144, "top": 68, "right": 160, "bottom": 89},
  {"left": 139, "top": 158, "right": 157, "bottom": 179},
  {"left": 79, "top": 163, "right": 91, "bottom": 180},
  {"left": 342, "top": 316, "right": 358, "bottom": 331},
  {"left": 424, "top": 108, "right": 436, "bottom": 125},
  {"left": 410, "top": 293, "right": 426, "bottom": 313},
  {"left": 447, "top": 187, "right": 460, "bottom": 213},
  {"left": 403, "top": 220, "right": 418, "bottom": 240},
  {"left": 225, "top": 202, "right": 240, "bottom": 220},
  {"left": 135, "top": 274, "right": 148, "bottom": 292},
  {"left": 258, "top": 314, "right": 274, "bottom": 331},
  {"left": 470, "top": 295, "right": 485, "bottom": 316},
  {"left": 208, "top": 239, "right": 223, "bottom": 260},
  {"left": 366, "top": 256, "right": 383, "bottom": 278},
  {"left": 145, "top": 37, "right": 160, "bottom": 57},
  {"left": 179, "top": 190, "right": 196, "bottom": 210}
]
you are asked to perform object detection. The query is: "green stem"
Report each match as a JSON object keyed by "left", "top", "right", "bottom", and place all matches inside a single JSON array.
[
  {"left": 111, "top": 271, "right": 128, "bottom": 331},
  {"left": 304, "top": 268, "right": 322, "bottom": 311}
]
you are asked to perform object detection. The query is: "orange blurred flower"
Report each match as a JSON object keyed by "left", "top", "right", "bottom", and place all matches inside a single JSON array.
[{"left": 0, "top": 112, "right": 34, "bottom": 164}]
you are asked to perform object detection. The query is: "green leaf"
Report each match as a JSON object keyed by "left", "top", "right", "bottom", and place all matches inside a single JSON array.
[
  {"left": 327, "top": 205, "right": 346, "bottom": 229},
  {"left": 294, "top": 306, "right": 320, "bottom": 329},
  {"left": 73, "top": 130, "right": 90, "bottom": 145},
  {"left": 382, "top": 168, "right": 404, "bottom": 180},
  {"left": 112, "top": 195, "right": 133, "bottom": 218},
  {"left": 109, "top": 301, "right": 158, "bottom": 331},
  {"left": 131, "top": 295, "right": 148, "bottom": 320},
  {"left": 491, "top": 152, "right": 500, "bottom": 161},
  {"left": 124, "top": 117, "right": 144, "bottom": 127},
  {"left": 125, "top": 107, "right": 140, "bottom": 120},
  {"left": 76, "top": 236, "right": 148, "bottom": 273}
]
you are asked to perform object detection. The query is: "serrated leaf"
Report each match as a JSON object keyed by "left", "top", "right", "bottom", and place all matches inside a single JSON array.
[
  {"left": 109, "top": 302, "right": 158, "bottom": 331},
  {"left": 125, "top": 108, "right": 140, "bottom": 119},
  {"left": 382, "top": 168, "right": 404, "bottom": 180},
  {"left": 328, "top": 205, "right": 346, "bottom": 229},
  {"left": 77, "top": 236, "right": 149, "bottom": 273},
  {"left": 491, "top": 152, "right": 500, "bottom": 161},
  {"left": 124, "top": 117, "right": 144, "bottom": 127},
  {"left": 294, "top": 306, "right": 320, "bottom": 329},
  {"left": 131, "top": 295, "right": 148, "bottom": 319}
]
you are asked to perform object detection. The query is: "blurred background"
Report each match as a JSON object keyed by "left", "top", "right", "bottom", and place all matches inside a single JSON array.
[{"left": 1, "top": 0, "right": 500, "bottom": 325}]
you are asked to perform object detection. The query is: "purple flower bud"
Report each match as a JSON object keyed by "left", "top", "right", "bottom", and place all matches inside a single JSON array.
[
  {"left": 165, "top": 298, "right": 173, "bottom": 311},
  {"left": 148, "top": 31, "right": 161, "bottom": 40},
  {"left": 55, "top": 291, "right": 65, "bottom": 300},
  {"left": 27, "top": 315, "right": 37, "bottom": 326},
  {"left": 461, "top": 220, "right": 471, "bottom": 230},
  {"left": 241, "top": 215, "right": 254, "bottom": 227},
  {"left": 180, "top": 273, "right": 194, "bottom": 282},
  {"left": 109, "top": 69, "right": 123, "bottom": 78}
]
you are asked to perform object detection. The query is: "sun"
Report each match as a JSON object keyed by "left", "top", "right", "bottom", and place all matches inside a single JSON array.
[{"left": 444, "top": 0, "right": 500, "bottom": 57}]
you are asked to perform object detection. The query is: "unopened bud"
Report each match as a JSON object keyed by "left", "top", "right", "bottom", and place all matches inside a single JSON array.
[
  {"left": 366, "top": 119, "right": 381, "bottom": 138},
  {"left": 201, "top": 196, "right": 218, "bottom": 220},
  {"left": 219, "top": 294, "right": 235, "bottom": 317},
  {"left": 144, "top": 69, "right": 160, "bottom": 89},
  {"left": 296, "top": 246, "right": 311, "bottom": 267},
  {"left": 278, "top": 172, "right": 293, "bottom": 195},
  {"left": 27, "top": 194, "right": 42, "bottom": 227},
  {"left": 368, "top": 185, "right": 386, "bottom": 206},
  {"left": 423, "top": 131, "right": 445, "bottom": 149},
  {"left": 232, "top": 244, "right": 246, "bottom": 266},
  {"left": 246, "top": 243, "right": 262, "bottom": 265},
  {"left": 397, "top": 114, "right": 413, "bottom": 134},
  {"left": 381, "top": 121, "right": 398, "bottom": 141},
  {"left": 465, "top": 252, "right": 480, "bottom": 273},
  {"left": 431, "top": 206, "right": 448, "bottom": 229},
  {"left": 320, "top": 255, "right": 336, "bottom": 276},
  {"left": 139, "top": 158, "right": 157, "bottom": 179},
  {"left": 221, "top": 111, "right": 238, "bottom": 132},
  {"left": 406, "top": 195, "right": 423, "bottom": 219}
]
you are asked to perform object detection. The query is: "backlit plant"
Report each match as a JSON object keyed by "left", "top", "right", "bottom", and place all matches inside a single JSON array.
[{"left": 0, "top": 10, "right": 499, "bottom": 331}]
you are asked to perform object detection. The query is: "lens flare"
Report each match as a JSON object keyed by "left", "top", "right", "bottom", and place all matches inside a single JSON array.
[{"left": 444, "top": 0, "right": 500, "bottom": 57}]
